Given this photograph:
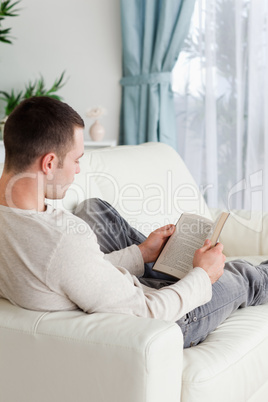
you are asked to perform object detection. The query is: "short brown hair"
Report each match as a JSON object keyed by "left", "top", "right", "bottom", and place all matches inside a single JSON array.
[{"left": 3, "top": 96, "right": 84, "bottom": 172}]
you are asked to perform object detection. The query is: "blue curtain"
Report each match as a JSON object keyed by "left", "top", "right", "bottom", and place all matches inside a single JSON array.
[{"left": 119, "top": 0, "right": 196, "bottom": 149}]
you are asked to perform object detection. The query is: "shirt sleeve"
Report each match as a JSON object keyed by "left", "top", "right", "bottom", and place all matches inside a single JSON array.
[
  {"left": 46, "top": 229, "right": 212, "bottom": 322},
  {"left": 104, "top": 245, "right": 144, "bottom": 277}
]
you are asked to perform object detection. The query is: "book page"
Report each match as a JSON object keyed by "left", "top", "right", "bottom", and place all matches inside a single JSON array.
[{"left": 153, "top": 214, "right": 213, "bottom": 279}]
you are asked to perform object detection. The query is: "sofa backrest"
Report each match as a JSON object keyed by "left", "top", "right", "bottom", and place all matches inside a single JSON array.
[
  {"left": 62, "top": 142, "right": 211, "bottom": 235},
  {"left": 0, "top": 142, "right": 211, "bottom": 236}
]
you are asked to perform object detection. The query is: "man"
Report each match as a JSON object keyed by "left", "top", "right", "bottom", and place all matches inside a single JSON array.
[{"left": 0, "top": 97, "right": 267, "bottom": 348}]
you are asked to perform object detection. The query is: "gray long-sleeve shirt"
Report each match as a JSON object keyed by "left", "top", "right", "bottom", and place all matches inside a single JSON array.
[{"left": 0, "top": 204, "right": 212, "bottom": 321}]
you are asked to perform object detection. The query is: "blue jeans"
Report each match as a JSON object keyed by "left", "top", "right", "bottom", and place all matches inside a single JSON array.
[{"left": 74, "top": 198, "right": 268, "bottom": 348}]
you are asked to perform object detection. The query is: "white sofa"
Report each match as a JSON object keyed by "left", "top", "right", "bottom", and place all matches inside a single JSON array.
[{"left": 0, "top": 142, "right": 268, "bottom": 402}]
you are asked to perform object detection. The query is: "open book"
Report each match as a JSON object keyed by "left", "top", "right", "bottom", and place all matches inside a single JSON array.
[{"left": 153, "top": 212, "right": 229, "bottom": 279}]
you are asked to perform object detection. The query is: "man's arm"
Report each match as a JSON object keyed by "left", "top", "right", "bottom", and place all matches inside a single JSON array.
[
  {"left": 104, "top": 245, "right": 144, "bottom": 276},
  {"left": 47, "top": 229, "right": 213, "bottom": 322},
  {"left": 105, "top": 224, "right": 225, "bottom": 285},
  {"left": 104, "top": 224, "right": 175, "bottom": 275}
]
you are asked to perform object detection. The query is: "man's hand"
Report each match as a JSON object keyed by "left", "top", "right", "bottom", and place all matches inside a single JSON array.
[
  {"left": 193, "top": 239, "right": 226, "bottom": 284},
  {"left": 138, "top": 224, "right": 175, "bottom": 263}
]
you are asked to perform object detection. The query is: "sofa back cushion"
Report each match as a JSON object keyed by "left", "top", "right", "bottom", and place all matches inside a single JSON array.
[{"left": 74, "top": 142, "right": 211, "bottom": 236}]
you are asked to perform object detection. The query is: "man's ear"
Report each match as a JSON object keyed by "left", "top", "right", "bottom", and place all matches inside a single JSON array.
[{"left": 41, "top": 153, "right": 58, "bottom": 175}]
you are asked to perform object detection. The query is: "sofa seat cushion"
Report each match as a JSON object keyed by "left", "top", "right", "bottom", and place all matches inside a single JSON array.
[
  {"left": 182, "top": 255, "right": 268, "bottom": 402},
  {"left": 182, "top": 303, "right": 268, "bottom": 402}
]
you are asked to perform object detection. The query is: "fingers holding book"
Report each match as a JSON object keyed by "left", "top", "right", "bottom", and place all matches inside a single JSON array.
[
  {"left": 193, "top": 239, "right": 226, "bottom": 284},
  {"left": 138, "top": 224, "right": 176, "bottom": 264}
]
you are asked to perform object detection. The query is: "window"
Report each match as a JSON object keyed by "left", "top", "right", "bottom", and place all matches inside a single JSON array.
[{"left": 172, "top": 0, "right": 268, "bottom": 212}]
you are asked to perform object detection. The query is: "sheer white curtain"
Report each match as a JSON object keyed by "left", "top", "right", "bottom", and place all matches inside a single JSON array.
[{"left": 172, "top": 0, "right": 268, "bottom": 212}]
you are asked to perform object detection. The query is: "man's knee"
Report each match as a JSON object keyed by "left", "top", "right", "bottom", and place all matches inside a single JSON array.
[{"left": 74, "top": 198, "right": 108, "bottom": 216}]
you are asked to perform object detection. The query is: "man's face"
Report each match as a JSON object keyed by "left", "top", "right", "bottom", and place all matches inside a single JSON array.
[{"left": 45, "top": 126, "right": 84, "bottom": 199}]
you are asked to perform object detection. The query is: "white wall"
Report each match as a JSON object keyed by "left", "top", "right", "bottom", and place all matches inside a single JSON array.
[{"left": 0, "top": 0, "right": 122, "bottom": 142}]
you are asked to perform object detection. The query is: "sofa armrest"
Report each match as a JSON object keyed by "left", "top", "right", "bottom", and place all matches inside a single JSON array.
[
  {"left": 210, "top": 208, "right": 268, "bottom": 257},
  {"left": 0, "top": 300, "right": 183, "bottom": 402}
]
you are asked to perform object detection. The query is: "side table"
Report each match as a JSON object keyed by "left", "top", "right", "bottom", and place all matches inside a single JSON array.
[{"left": 84, "top": 140, "right": 117, "bottom": 149}]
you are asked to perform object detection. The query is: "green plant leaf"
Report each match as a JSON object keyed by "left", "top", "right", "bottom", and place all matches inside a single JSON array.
[
  {"left": 0, "top": 90, "right": 10, "bottom": 99},
  {"left": 45, "top": 71, "right": 67, "bottom": 97},
  {"left": 0, "top": 35, "right": 12, "bottom": 43},
  {"left": 0, "top": 88, "right": 23, "bottom": 115},
  {"left": 0, "top": 0, "right": 21, "bottom": 44},
  {"left": 47, "top": 94, "right": 61, "bottom": 101},
  {"left": 0, "top": 27, "right": 11, "bottom": 34},
  {"left": 0, "top": 0, "right": 21, "bottom": 17},
  {"left": 0, "top": 70, "right": 67, "bottom": 115},
  {"left": 23, "top": 81, "right": 35, "bottom": 99}
]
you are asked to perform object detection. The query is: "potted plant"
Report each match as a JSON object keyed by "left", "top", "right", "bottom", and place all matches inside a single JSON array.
[{"left": 0, "top": 71, "right": 67, "bottom": 140}]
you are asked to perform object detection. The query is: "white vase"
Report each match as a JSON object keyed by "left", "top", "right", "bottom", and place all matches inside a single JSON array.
[{"left": 89, "top": 120, "right": 105, "bottom": 141}]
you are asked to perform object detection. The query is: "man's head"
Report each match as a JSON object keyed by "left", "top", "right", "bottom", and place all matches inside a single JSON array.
[
  {"left": 4, "top": 96, "right": 84, "bottom": 173},
  {"left": 2, "top": 97, "right": 85, "bottom": 203}
]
